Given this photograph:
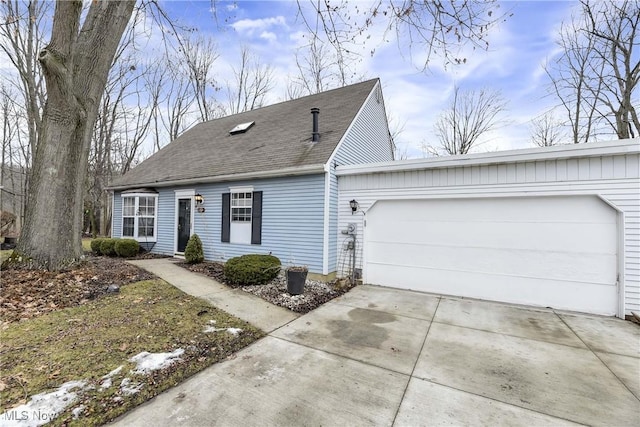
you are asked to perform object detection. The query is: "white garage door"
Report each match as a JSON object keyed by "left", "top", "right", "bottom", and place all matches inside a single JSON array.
[{"left": 364, "top": 196, "right": 619, "bottom": 315}]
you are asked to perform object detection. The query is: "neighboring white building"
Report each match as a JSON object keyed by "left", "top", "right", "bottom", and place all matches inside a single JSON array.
[{"left": 337, "top": 139, "right": 640, "bottom": 319}]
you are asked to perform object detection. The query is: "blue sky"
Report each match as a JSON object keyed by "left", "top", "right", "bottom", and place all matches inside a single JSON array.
[
  {"left": 2, "top": 0, "right": 588, "bottom": 158},
  {"left": 159, "top": 0, "right": 581, "bottom": 158}
]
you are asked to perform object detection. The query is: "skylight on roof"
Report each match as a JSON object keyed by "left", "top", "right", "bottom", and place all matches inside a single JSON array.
[{"left": 229, "top": 121, "right": 255, "bottom": 135}]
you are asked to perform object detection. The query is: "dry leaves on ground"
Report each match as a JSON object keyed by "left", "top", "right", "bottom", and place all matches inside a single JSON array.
[{"left": 0, "top": 256, "right": 154, "bottom": 325}]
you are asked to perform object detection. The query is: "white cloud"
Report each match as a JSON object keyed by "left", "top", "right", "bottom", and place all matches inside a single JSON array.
[
  {"left": 288, "top": 30, "right": 308, "bottom": 45},
  {"left": 259, "top": 31, "right": 277, "bottom": 42},
  {"left": 231, "top": 16, "right": 288, "bottom": 35}
]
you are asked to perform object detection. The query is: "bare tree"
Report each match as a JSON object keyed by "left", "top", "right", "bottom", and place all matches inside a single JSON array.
[
  {"left": 179, "top": 35, "right": 221, "bottom": 122},
  {"left": 161, "top": 60, "right": 198, "bottom": 141},
  {"left": 1, "top": 85, "right": 21, "bottom": 235},
  {"left": 0, "top": 0, "right": 50, "bottom": 162},
  {"left": 291, "top": 36, "right": 338, "bottom": 96},
  {"left": 287, "top": 27, "right": 362, "bottom": 98},
  {"left": 225, "top": 46, "right": 274, "bottom": 115},
  {"left": 546, "top": 0, "right": 639, "bottom": 142},
  {"left": 433, "top": 87, "right": 507, "bottom": 155},
  {"left": 5, "top": 0, "right": 508, "bottom": 270},
  {"left": 88, "top": 24, "right": 159, "bottom": 237},
  {"left": 16, "top": 0, "right": 136, "bottom": 269},
  {"left": 582, "top": 0, "right": 639, "bottom": 139},
  {"left": 530, "top": 112, "right": 566, "bottom": 147},
  {"left": 546, "top": 5, "right": 607, "bottom": 143}
]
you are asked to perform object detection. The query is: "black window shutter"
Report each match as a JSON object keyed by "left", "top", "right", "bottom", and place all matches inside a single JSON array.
[
  {"left": 251, "top": 191, "right": 262, "bottom": 245},
  {"left": 221, "top": 193, "right": 230, "bottom": 243}
]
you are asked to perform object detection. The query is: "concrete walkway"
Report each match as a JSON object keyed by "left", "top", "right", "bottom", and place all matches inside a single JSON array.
[
  {"left": 127, "top": 258, "right": 298, "bottom": 332},
  {"left": 113, "top": 259, "right": 640, "bottom": 426}
]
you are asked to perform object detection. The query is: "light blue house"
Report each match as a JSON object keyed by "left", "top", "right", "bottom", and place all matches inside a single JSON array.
[{"left": 108, "top": 79, "right": 393, "bottom": 276}]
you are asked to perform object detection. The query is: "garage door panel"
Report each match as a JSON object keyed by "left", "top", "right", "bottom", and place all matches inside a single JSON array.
[
  {"left": 367, "top": 241, "right": 616, "bottom": 285},
  {"left": 367, "top": 221, "right": 616, "bottom": 254},
  {"left": 365, "top": 262, "right": 618, "bottom": 316},
  {"left": 364, "top": 196, "right": 618, "bottom": 316},
  {"left": 375, "top": 197, "right": 617, "bottom": 223}
]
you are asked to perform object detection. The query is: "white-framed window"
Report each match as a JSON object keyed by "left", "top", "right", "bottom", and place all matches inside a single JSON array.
[
  {"left": 228, "top": 186, "right": 253, "bottom": 244},
  {"left": 121, "top": 193, "right": 158, "bottom": 241},
  {"left": 231, "top": 192, "right": 252, "bottom": 222}
]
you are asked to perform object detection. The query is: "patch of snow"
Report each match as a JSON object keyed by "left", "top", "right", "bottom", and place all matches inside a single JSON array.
[
  {"left": 99, "top": 365, "right": 124, "bottom": 391},
  {"left": 128, "top": 349, "right": 184, "bottom": 374},
  {"left": 71, "top": 405, "right": 85, "bottom": 419},
  {"left": 202, "top": 326, "right": 243, "bottom": 336},
  {"left": 99, "top": 378, "right": 112, "bottom": 391},
  {"left": 208, "top": 320, "right": 216, "bottom": 324},
  {"left": 102, "top": 365, "right": 124, "bottom": 379},
  {"left": 119, "top": 378, "right": 143, "bottom": 396},
  {"left": 0, "top": 380, "right": 86, "bottom": 427}
]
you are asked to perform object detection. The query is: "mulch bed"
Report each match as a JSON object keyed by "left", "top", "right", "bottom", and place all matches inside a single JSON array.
[
  {"left": 177, "top": 261, "right": 356, "bottom": 313},
  {"left": 0, "top": 255, "right": 156, "bottom": 325}
]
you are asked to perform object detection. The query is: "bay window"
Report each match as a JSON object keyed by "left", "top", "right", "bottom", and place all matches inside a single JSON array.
[{"left": 121, "top": 193, "right": 158, "bottom": 241}]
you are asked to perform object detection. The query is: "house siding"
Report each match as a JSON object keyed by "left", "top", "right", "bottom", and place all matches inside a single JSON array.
[
  {"left": 337, "top": 150, "right": 640, "bottom": 316},
  {"left": 154, "top": 187, "right": 176, "bottom": 254},
  {"left": 326, "top": 81, "right": 394, "bottom": 274},
  {"left": 194, "top": 174, "right": 326, "bottom": 272},
  {"left": 115, "top": 174, "right": 326, "bottom": 273}
]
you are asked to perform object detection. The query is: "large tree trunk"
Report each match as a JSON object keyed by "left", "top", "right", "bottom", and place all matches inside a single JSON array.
[{"left": 16, "top": 0, "right": 135, "bottom": 270}]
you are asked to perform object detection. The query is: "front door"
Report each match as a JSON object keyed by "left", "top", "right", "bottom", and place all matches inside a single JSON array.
[{"left": 177, "top": 198, "right": 192, "bottom": 252}]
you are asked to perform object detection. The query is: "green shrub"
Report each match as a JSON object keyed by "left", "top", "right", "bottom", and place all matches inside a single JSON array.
[
  {"left": 115, "top": 239, "right": 140, "bottom": 258},
  {"left": 90, "top": 238, "right": 106, "bottom": 255},
  {"left": 184, "top": 234, "right": 204, "bottom": 264},
  {"left": 100, "top": 238, "right": 117, "bottom": 257},
  {"left": 224, "top": 254, "right": 281, "bottom": 286}
]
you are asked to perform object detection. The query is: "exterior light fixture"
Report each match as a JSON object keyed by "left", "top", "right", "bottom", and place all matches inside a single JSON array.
[
  {"left": 194, "top": 194, "right": 204, "bottom": 205},
  {"left": 349, "top": 199, "right": 359, "bottom": 214}
]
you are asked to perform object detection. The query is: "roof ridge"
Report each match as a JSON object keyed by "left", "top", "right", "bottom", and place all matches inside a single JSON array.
[{"left": 201, "top": 78, "right": 379, "bottom": 125}]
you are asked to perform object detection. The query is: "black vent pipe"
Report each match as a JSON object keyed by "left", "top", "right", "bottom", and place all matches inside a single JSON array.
[{"left": 311, "top": 107, "right": 320, "bottom": 142}]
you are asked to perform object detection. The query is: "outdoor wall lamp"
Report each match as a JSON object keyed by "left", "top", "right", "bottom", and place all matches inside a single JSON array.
[
  {"left": 194, "top": 194, "right": 204, "bottom": 205},
  {"left": 349, "top": 199, "right": 359, "bottom": 214}
]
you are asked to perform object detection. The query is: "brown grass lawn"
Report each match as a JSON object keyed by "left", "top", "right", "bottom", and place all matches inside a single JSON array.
[{"left": 0, "top": 278, "right": 264, "bottom": 426}]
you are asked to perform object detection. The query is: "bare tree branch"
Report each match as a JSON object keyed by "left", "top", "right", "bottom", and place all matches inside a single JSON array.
[
  {"left": 530, "top": 111, "right": 566, "bottom": 147},
  {"left": 546, "top": 0, "right": 639, "bottom": 142},
  {"left": 433, "top": 86, "right": 508, "bottom": 155},
  {"left": 297, "top": 0, "right": 509, "bottom": 70}
]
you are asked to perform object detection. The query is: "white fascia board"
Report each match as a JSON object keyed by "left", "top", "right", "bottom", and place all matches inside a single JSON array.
[
  {"left": 336, "top": 139, "right": 640, "bottom": 176},
  {"left": 106, "top": 164, "right": 326, "bottom": 191}
]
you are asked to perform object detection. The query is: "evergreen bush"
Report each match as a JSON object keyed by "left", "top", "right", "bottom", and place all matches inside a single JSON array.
[
  {"left": 115, "top": 239, "right": 140, "bottom": 258},
  {"left": 99, "top": 238, "right": 117, "bottom": 256},
  {"left": 184, "top": 234, "right": 204, "bottom": 264},
  {"left": 90, "top": 238, "right": 106, "bottom": 255},
  {"left": 224, "top": 254, "right": 281, "bottom": 286}
]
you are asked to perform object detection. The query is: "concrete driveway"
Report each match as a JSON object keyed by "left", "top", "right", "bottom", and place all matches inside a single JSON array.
[{"left": 112, "top": 285, "right": 640, "bottom": 426}]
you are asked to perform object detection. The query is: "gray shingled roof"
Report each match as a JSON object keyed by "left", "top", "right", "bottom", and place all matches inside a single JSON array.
[{"left": 109, "top": 79, "right": 379, "bottom": 189}]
